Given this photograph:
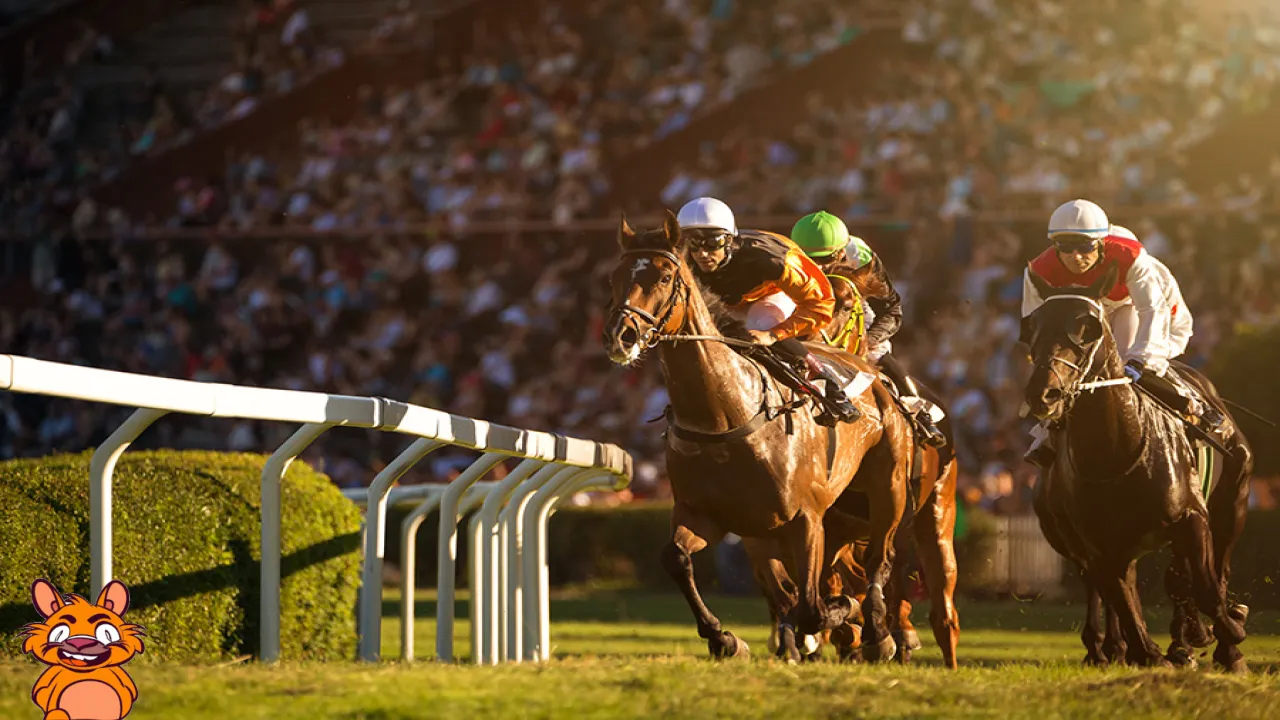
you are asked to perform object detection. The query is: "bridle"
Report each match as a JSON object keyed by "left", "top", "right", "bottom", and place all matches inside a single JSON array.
[
  {"left": 608, "top": 246, "right": 805, "bottom": 443},
  {"left": 1031, "top": 294, "right": 1132, "bottom": 411},
  {"left": 609, "top": 247, "right": 757, "bottom": 351}
]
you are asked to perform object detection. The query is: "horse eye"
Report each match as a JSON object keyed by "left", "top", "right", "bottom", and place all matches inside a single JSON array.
[{"left": 659, "top": 273, "right": 673, "bottom": 284}]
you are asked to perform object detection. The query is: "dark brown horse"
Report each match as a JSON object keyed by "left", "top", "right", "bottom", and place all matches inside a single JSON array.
[
  {"left": 746, "top": 375, "right": 961, "bottom": 668},
  {"left": 1022, "top": 265, "right": 1253, "bottom": 672},
  {"left": 602, "top": 211, "right": 915, "bottom": 660}
]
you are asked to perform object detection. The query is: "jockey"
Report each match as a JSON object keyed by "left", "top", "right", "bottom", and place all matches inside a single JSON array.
[
  {"left": 675, "top": 197, "right": 862, "bottom": 425},
  {"left": 1021, "top": 198, "right": 1224, "bottom": 468},
  {"left": 791, "top": 211, "right": 946, "bottom": 447}
]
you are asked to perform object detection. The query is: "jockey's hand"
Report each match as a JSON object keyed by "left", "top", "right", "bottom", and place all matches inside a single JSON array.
[
  {"left": 1124, "top": 360, "right": 1145, "bottom": 382},
  {"left": 747, "top": 330, "right": 776, "bottom": 346}
]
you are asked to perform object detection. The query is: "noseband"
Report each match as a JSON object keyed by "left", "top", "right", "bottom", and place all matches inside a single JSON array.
[
  {"left": 1033, "top": 294, "right": 1132, "bottom": 410},
  {"left": 609, "top": 249, "right": 689, "bottom": 348}
]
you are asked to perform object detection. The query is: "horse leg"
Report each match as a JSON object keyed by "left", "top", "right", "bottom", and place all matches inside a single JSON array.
[
  {"left": 913, "top": 461, "right": 960, "bottom": 669},
  {"left": 1164, "top": 556, "right": 1208, "bottom": 668},
  {"left": 1080, "top": 579, "right": 1108, "bottom": 666},
  {"left": 742, "top": 537, "right": 803, "bottom": 663},
  {"left": 784, "top": 509, "right": 853, "bottom": 642},
  {"left": 1101, "top": 602, "right": 1127, "bottom": 665},
  {"left": 827, "top": 545, "right": 865, "bottom": 662},
  {"left": 1173, "top": 510, "right": 1247, "bottom": 673},
  {"left": 1209, "top": 442, "right": 1253, "bottom": 641},
  {"left": 1091, "top": 561, "right": 1169, "bottom": 668},
  {"left": 859, "top": 449, "right": 908, "bottom": 664},
  {"left": 662, "top": 504, "right": 747, "bottom": 659},
  {"left": 885, "top": 531, "right": 921, "bottom": 664}
]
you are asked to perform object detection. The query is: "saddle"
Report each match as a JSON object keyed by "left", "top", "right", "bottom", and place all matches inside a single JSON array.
[{"left": 750, "top": 346, "right": 947, "bottom": 442}]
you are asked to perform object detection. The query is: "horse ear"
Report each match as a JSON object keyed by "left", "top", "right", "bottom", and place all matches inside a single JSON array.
[
  {"left": 662, "top": 208, "right": 682, "bottom": 250},
  {"left": 1089, "top": 262, "right": 1120, "bottom": 299},
  {"left": 617, "top": 211, "right": 635, "bottom": 249},
  {"left": 1027, "top": 263, "right": 1055, "bottom": 300}
]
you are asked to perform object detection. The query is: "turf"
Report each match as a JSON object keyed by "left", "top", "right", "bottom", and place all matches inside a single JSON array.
[{"left": 3, "top": 591, "right": 1279, "bottom": 719}]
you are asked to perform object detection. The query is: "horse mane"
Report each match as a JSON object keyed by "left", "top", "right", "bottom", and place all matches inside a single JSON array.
[
  {"left": 826, "top": 257, "right": 890, "bottom": 300},
  {"left": 693, "top": 278, "right": 752, "bottom": 341},
  {"left": 622, "top": 226, "right": 751, "bottom": 341}
]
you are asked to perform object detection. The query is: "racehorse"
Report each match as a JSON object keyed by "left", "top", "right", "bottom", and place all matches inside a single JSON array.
[
  {"left": 1022, "top": 264, "right": 1253, "bottom": 672},
  {"left": 602, "top": 210, "right": 915, "bottom": 661},
  {"left": 744, "top": 294, "right": 961, "bottom": 668}
]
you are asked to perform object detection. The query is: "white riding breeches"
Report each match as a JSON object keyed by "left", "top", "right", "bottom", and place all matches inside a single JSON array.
[
  {"left": 736, "top": 290, "right": 797, "bottom": 332},
  {"left": 1108, "top": 302, "right": 1191, "bottom": 377}
]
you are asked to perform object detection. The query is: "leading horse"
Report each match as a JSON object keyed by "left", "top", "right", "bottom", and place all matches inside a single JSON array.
[
  {"left": 602, "top": 211, "right": 915, "bottom": 660},
  {"left": 1022, "top": 264, "right": 1253, "bottom": 672}
]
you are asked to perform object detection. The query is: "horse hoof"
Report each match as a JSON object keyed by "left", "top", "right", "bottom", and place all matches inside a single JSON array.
[
  {"left": 861, "top": 635, "right": 897, "bottom": 664},
  {"left": 1083, "top": 653, "right": 1108, "bottom": 668},
  {"left": 1166, "top": 646, "right": 1198, "bottom": 669},
  {"left": 824, "top": 594, "right": 856, "bottom": 626},
  {"left": 709, "top": 631, "right": 749, "bottom": 660},
  {"left": 838, "top": 644, "right": 862, "bottom": 664},
  {"left": 1229, "top": 604, "right": 1250, "bottom": 625},
  {"left": 1214, "top": 646, "right": 1246, "bottom": 674},
  {"left": 898, "top": 628, "right": 923, "bottom": 652}
]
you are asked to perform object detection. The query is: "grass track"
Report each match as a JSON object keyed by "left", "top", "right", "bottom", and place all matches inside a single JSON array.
[{"left": 3, "top": 591, "right": 1279, "bottom": 719}]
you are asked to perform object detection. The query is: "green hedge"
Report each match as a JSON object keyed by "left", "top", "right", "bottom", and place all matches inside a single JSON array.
[{"left": 0, "top": 451, "right": 362, "bottom": 663}]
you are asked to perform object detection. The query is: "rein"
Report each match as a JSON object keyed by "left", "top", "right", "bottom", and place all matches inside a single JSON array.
[
  {"left": 1034, "top": 295, "right": 1133, "bottom": 405},
  {"left": 1035, "top": 294, "right": 1148, "bottom": 478},
  {"left": 613, "top": 247, "right": 810, "bottom": 443}
]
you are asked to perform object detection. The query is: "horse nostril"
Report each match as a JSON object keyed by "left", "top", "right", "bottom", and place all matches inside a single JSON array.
[
  {"left": 1043, "top": 387, "right": 1063, "bottom": 403},
  {"left": 619, "top": 326, "right": 639, "bottom": 346}
]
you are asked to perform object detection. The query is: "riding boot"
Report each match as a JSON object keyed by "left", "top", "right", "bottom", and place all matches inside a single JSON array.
[
  {"left": 800, "top": 353, "right": 862, "bottom": 426},
  {"left": 815, "top": 363, "right": 863, "bottom": 425},
  {"left": 1135, "top": 371, "right": 1224, "bottom": 433},
  {"left": 914, "top": 410, "right": 947, "bottom": 448},
  {"left": 879, "top": 352, "right": 944, "bottom": 447}
]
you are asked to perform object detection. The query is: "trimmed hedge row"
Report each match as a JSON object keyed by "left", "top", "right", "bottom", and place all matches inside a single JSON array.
[{"left": 0, "top": 451, "right": 362, "bottom": 663}]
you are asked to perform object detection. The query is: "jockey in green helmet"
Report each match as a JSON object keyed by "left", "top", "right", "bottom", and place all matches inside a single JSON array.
[{"left": 791, "top": 211, "right": 946, "bottom": 448}]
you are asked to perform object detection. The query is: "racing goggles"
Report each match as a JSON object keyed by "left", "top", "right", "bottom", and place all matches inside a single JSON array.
[
  {"left": 685, "top": 229, "right": 733, "bottom": 252},
  {"left": 1052, "top": 235, "right": 1100, "bottom": 255}
]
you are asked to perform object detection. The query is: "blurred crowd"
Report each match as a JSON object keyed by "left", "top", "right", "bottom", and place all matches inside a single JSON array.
[
  {"left": 662, "top": 0, "right": 1280, "bottom": 218},
  {"left": 3, "top": 0, "right": 1280, "bottom": 512},
  {"left": 1, "top": 1, "right": 344, "bottom": 237},
  {"left": 203, "top": 0, "right": 884, "bottom": 232}
]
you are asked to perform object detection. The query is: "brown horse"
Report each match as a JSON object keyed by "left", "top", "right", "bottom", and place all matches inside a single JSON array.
[
  {"left": 1022, "top": 265, "right": 1253, "bottom": 672},
  {"left": 745, "top": 373, "right": 961, "bottom": 668},
  {"left": 602, "top": 211, "right": 915, "bottom": 660}
]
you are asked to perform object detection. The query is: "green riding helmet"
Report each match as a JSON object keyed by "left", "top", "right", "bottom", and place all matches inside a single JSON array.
[{"left": 791, "top": 211, "right": 873, "bottom": 269}]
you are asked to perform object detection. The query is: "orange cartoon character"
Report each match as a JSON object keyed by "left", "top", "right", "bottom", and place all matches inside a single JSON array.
[{"left": 21, "top": 579, "right": 145, "bottom": 720}]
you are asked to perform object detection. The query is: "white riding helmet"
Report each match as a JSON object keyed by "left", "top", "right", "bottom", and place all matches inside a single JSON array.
[
  {"left": 676, "top": 197, "right": 738, "bottom": 236},
  {"left": 1047, "top": 199, "right": 1110, "bottom": 239},
  {"left": 1109, "top": 224, "right": 1137, "bottom": 241}
]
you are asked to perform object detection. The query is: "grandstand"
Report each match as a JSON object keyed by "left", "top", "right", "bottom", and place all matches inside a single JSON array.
[{"left": 3, "top": 0, "right": 1280, "bottom": 515}]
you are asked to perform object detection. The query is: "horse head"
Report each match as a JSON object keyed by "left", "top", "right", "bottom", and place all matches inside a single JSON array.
[
  {"left": 603, "top": 209, "right": 693, "bottom": 366},
  {"left": 1022, "top": 262, "right": 1122, "bottom": 422}
]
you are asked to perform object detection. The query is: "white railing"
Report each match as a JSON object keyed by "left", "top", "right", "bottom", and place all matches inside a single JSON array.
[
  {"left": 340, "top": 463, "right": 614, "bottom": 665},
  {"left": 0, "top": 354, "right": 631, "bottom": 664}
]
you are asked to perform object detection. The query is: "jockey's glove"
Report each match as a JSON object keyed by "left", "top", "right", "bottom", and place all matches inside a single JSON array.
[{"left": 1123, "top": 359, "right": 1145, "bottom": 382}]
